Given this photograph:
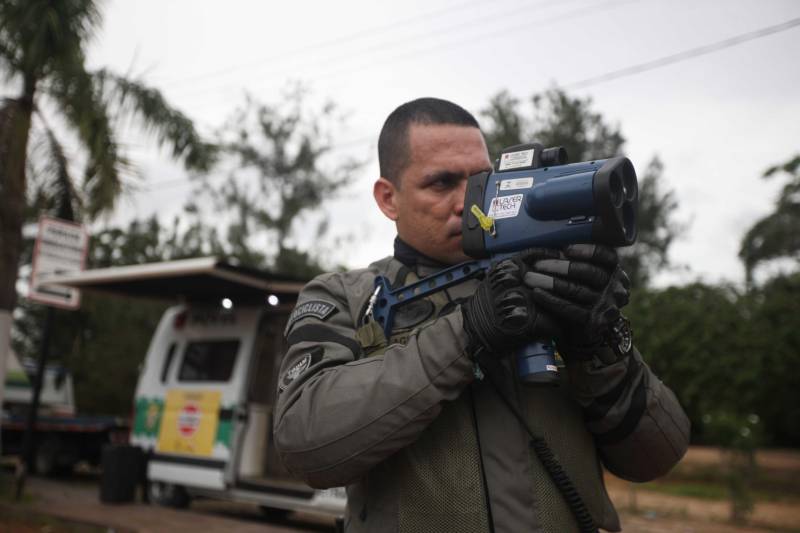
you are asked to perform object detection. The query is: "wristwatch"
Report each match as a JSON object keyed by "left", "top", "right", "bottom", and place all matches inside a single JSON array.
[{"left": 607, "top": 315, "right": 633, "bottom": 358}]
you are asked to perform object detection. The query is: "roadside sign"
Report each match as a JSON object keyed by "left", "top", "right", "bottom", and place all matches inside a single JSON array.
[{"left": 29, "top": 217, "right": 89, "bottom": 309}]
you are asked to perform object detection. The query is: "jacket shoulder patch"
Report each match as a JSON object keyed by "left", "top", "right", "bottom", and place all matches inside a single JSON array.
[{"left": 288, "top": 299, "right": 338, "bottom": 328}]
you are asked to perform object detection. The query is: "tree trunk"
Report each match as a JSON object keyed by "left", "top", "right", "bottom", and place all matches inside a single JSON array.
[
  {"left": 0, "top": 94, "right": 35, "bottom": 426},
  {"left": 0, "top": 98, "right": 33, "bottom": 311},
  {"left": 0, "top": 309, "right": 11, "bottom": 455}
]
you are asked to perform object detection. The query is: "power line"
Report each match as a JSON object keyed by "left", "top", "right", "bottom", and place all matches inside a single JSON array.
[
  {"left": 307, "top": 0, "right": 635, "bottom": 87},
  {"left": 164, "top": 0, "right": 592, "bottom": 102},
  {"left": 154, "top": 0, "right": 519, "bottom": 89},
  {"left": 565, "top": 15, "right": 800, "bottom": 89},
  {"left": 131, "top": 0, "right": 638, "bottom": 194},
  {"left": 174, "top": 0, "right": 632, "bottom": 116}
]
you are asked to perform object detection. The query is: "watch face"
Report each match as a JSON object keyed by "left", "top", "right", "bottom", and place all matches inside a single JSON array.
[{"left": 612, "top": 316, "right": 633, "bottom": 355}]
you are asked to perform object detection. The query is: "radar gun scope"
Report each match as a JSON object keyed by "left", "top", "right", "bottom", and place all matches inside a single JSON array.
[
  {"left": 462, "top": 142, "right": 638, "bottom": 257},
  {"left": 369, "top": 142, "right": 639, "bottom": 386}
]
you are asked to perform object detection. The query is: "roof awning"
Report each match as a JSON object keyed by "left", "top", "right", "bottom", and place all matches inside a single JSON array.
[{"left": 39, "top": 257, "right": 307, "bottom": 304}]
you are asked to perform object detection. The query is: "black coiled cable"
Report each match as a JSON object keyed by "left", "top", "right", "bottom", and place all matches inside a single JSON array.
[{"left": 475, "top": 350, "right": 598, "bottom": 533}]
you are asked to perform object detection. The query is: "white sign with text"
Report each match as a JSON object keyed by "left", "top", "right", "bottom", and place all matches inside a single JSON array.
[{"left": 29, "top": 217, "right": 89, "bottom": 309}]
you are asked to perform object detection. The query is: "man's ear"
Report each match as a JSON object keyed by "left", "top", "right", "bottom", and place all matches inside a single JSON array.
[{"left": 373, "top": 177, "right": 399, "bottom": 221}]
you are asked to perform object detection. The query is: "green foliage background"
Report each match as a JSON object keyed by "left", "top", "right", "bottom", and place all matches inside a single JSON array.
[
  {"left": 10, "top": 80, "right": 800, "bottom": 447},
  {"left": 627, "top": 280, "right": 800, "bottom": 446}
]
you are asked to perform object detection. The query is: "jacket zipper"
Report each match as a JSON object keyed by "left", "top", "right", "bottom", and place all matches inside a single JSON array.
[{"left": 469, "top": 385, "right": 496, "bottom": 533}]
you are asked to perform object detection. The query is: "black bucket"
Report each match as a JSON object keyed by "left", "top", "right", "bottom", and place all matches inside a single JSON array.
[{"left": 99, "top": 445, "right": 143, "bottom": 504}]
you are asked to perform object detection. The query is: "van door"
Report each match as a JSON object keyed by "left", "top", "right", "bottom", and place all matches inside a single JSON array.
[{"left": 147, "top": 306, "right": 258, "bottom": 492}]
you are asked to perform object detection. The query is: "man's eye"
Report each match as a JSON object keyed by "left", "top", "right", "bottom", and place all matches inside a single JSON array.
[{"left": 430, "top": 177, "right": 455, "bottom": 189}]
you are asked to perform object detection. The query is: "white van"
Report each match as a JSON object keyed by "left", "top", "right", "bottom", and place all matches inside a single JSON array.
[{"left": 46, "top": 257, "right": 346, "bottom": 520}]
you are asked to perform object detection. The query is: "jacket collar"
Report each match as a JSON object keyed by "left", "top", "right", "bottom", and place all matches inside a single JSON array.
[{"left": 393, "top": 236, "right": 451, "bottom": 272}]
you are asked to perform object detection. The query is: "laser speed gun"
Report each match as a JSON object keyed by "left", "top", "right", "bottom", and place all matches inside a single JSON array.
[{"left": 369, "top": 143, "right": 639, "bottom": 384}]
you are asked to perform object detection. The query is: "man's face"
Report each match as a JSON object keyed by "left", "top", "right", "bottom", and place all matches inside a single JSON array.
[{"left": 375, "top": 123, "right": 492, "bottom": 265}]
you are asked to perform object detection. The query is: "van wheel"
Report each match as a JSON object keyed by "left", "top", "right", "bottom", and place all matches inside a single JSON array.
[
  {"left": 148, "top": 481, "right": 190, "bottom": 508},
  {"left": 258, "top": 506, "right": 290, "bottom": 521}
]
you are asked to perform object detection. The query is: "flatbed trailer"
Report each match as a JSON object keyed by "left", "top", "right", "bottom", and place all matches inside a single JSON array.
[{"left": 1, "top": 412, "right": 129, "bottom": 474}]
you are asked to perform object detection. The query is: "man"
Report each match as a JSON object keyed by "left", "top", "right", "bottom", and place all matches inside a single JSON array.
[{"left": 273, "top": 98, "right": 689, "bottom": 532}]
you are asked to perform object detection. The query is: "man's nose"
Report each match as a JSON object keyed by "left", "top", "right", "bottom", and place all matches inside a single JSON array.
[{"left": 454, "top": 180, "right": 467, "bottom": 216}]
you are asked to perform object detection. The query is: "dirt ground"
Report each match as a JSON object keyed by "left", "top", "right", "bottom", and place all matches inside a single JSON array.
[
  {"left": 606, "top": 446, "right": 800, "bottom": 532},
  {"left": 2, "top": 446, "right": 799, "bottom": 532}
]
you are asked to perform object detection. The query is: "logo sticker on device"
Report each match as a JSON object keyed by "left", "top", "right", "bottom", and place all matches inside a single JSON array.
[
  {"left": 500, "top": 177, "right": 534, "bottom": 191},
  {"left": 488, "top": 194, "right": 524, "bottom": 219},
  {"left": 498, "top": 149, "right": 535, "bottom": 171}
]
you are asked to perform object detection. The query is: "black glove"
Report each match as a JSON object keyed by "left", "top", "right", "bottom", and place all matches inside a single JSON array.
[
  {"left": 462, "top": 256, "right": 561, "bottom": 357},
  {"left": 524, "top": 244, "right": 632, "bottom": 359}
]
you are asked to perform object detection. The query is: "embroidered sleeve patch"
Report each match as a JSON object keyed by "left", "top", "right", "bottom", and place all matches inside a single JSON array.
[
  {"left": 279, "top": 345, "right": 324, "bottom": 392},
  {"left": 287, "top": 299, "right": 338, "bottom": 329},
  {"left": 279, "top": 354, "right": 311, "bottom": 392}
]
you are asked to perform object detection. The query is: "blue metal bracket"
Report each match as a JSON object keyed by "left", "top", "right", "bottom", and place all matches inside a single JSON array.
[{"left": 370, "top": 259, "right": 491, "bottom": 336}]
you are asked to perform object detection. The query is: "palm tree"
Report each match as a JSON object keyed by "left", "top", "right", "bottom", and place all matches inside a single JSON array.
[
  {"left": 0, "top": 0, "right": 215, "bottom": 398},
  {"left": 739, "top": 155, "right": 800, "bottom": 286}
]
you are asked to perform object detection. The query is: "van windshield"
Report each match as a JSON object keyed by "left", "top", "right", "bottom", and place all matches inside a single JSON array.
[{"left": 178, "top": 340, "right": 240, "bottom": 382}]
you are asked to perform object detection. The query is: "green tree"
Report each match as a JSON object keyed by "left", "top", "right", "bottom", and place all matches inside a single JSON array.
[
  {"left": 627, "top": 283, "right": 760, "bottom": 440},
  {"left": 12, "top": 292, "right": 167, "bottom": 416},
  {"left": 88, "top": 215, "right": 227, "bottom": 268},
  {"left": 746, "top": 272, "right": 800, "bottom": 445},
  {"left": 0, "top": 0, "right": 214, "bottom": 398},
  {"left": 630, "top": 156, "right": 683, "bottom": 287},
  {"left": 628, "top": 274, "right": 800, "bottom": 447},
  {"left": 739, "top": 154, "right": 800, "bottom": 285},
  {"left": 480, "top": 88, "right": 683, "bottom": 286},
  {"left": 189, "top": 89, "right": 361, "bottom": 276},
  {"left": 481, "top": 88, "right": 625, "bottom": 163}
]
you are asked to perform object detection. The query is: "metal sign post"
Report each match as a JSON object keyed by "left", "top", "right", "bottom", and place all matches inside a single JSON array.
[{"left": 15, "top": 216, "right": 88, "bottom": 499}]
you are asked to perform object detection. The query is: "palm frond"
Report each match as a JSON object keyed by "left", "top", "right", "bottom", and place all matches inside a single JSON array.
[
  {"left": 0, "top": 0, "right": 102, "bottom": 82},
  {"left": 93, "top": 69, "right": 217, "bottom": 172},
  {"left": 46, "top": 61, "right": 127, "bottom": 219},
  {"left": 27, "top": 111, "right": 83, "bottom": 221}
]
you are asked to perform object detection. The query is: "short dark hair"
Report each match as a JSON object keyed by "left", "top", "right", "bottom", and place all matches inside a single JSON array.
[{"left": 378, "top": 97, "right": 480, "bottom": 185}]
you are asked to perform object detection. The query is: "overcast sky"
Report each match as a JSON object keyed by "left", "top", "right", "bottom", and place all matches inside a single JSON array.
[{"left": 83, "top": 0, "right": 800, "bottom": 287}]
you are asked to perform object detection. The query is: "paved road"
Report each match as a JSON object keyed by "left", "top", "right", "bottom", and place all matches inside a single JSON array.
[{"left": 17, "top": 474, "right": 336, "bottom": 533}]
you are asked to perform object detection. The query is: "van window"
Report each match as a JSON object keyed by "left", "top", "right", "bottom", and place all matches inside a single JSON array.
[
  {"left": 160, "top": 343, "right": 177, "bottom": 383},
  {"left": 178, "top": 340, "right": 240, "bottom": 382}
]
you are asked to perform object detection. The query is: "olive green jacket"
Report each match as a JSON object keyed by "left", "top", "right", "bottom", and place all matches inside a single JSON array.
[{"left": 273, "top": 255, "right": 690, "bottom": 532}]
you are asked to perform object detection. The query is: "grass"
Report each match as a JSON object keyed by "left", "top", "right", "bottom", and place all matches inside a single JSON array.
[
  {"left": 642, "top": 480, "right": 729, "bottom": 500},
  {"left": 638, "top": 476, "right": 800, "bottom": 504},
  {"left": 0, "top": 504, "right": 112, "bottom": 533},
  {"left": 1, "top": 470, "right": 112, "bottom": 533},
  {"left": 668, "top": 460, "right": 800, "bottom": 496}
]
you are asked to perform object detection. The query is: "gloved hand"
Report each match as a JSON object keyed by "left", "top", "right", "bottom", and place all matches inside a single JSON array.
[
  {"left": 462, "top": 256, "right": 561, "bottom": 357},
  {"left": 523, "top": 244, "right": 632, "bottom": 358}
]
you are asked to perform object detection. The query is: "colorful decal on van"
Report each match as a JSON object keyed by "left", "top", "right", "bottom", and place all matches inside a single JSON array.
[
  {"left": 216, "top": 411, "right": 233, "bottom": 448},
  {"left": 157, "top": 390, "right": 221, "bottom": 456},
  {"left": 134, "top": 395, "right": 233, "bottom": 450},
  {"left": 133, "top": 397, "right": 164, "bottom": 438}
]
